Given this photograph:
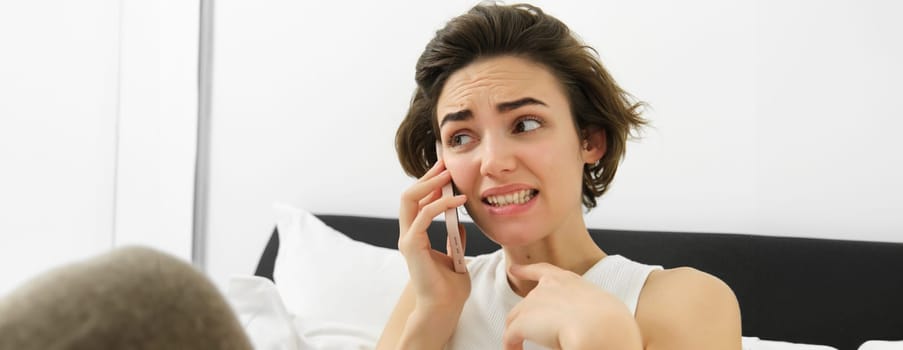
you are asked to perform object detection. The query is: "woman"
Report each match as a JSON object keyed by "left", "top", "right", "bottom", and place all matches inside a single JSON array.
[{"left": 379, "top": 3, "right": 741, "bottom": 350}]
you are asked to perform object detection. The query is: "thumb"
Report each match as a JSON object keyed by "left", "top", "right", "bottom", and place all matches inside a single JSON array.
[
  {"left": 508, "top": 262, "right": 560, "bottom": 282},
  {"left": 445, "top": 223, "right": 467, "bottom": 256},
  {"left": 458, "top": 222, "right": 467, "bottom": 252}
]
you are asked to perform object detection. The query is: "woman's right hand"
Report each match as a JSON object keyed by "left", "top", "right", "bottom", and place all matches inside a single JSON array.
[{"left": 397, "top": 159, "right": 471, "bottom": 312}]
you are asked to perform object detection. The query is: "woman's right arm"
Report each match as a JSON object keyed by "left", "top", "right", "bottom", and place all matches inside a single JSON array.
[
  {"left": 376, "top": 159, "right": 471, "bottom": 350},
  {"left": 376, "top": 282, "right": 416, "bottom": 350},
  {"left": 376, "top": 282, "right": 460, "bottom": 349}
]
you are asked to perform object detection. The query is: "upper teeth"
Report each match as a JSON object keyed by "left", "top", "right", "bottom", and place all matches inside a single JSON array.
[{"left": 485, "top": 189, "right": 536, "bottom": 206}]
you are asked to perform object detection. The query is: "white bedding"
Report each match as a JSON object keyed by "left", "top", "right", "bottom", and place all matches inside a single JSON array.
[
  {"left": 740, "top": 337, "right": 837, "bottom": 350},
  {"left": 227, "top": 275, "right": 376, "bottom": 350},
  {"left": 858, "top": 340, "right": 903, "bottom": 350}
]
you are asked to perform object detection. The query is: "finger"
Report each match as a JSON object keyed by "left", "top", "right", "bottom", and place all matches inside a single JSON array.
[
  {"left": 508, "top": 262, "right": 563, "bottom": 282},
  {"left": 417, "top": 158, "right": 446, "bottom": 186},
  {"left": 502, "top": 318, "right": 527, "bottom": 350},
  {"left": 430, "top": 249, "right": 457, "bottom": 271},
  {"left": 400, "top": 194, "right": 466, "bottom": 257},
  {"left": 402, "top": 170, "right": 449, "bottom": 211},
  {"left": 505, "top": 301, "right": 523, "bottom": 327},
  {"left": 446, "top": 222, "right": 468, "bottom": 256},
  {"left": 422, "top": 157, "right": 445, "bottom": 177},
  {"left": 446, "top": 232, "right": 452, "bottom": 256},
  {"left": 404, "top": 169, "right": 449, "bottom": 203},
  {"left": 418, "top": 187, "right": 442, "bottom": 210},
  {"left": 458, "top": 222, "right": 467, "bottom": 252},
  {"left": 399, "top": 169, "right": 451, "bottom": 226},
  {"left": 429, "top": 157, "right": 445, "bottom": 171},
  {"left": 417, "top": 188, "right": 442, "bottom": 211},
  {"left": 409, "top": 194, "right": 467, "bottom": 237}
]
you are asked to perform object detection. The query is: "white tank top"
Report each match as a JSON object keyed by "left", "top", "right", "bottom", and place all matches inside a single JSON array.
[{"left": 447, "top": 249, "right": 662, "bottom": 350}]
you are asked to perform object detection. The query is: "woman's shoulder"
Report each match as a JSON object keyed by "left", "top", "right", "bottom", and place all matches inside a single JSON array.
[
  {"left": 635, "top": 267, "right": 742, "bottom": 346},
  {"left": 639, "top": 267, "right": 738, "bottom": 309}
]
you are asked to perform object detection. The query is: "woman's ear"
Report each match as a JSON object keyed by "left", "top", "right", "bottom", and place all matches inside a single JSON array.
[{"left": 581, "top": 128, "right": 607, "bottom": 164}]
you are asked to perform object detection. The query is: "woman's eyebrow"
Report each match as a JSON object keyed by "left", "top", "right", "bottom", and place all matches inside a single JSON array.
[
  {"left": 440, "top": 109, "right": 472, "bottom": 128},
  {"left": 497, "top": 97, "right": 547, "bottom": 112},
  {"left": 440, "top": 97, "right": 547, "bottom": 128}
]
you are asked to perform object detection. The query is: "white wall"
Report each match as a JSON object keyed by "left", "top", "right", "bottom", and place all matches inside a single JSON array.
[
  {"left": 207, "top": 0, "right": 903, "bottom": 289},
  {"left": 0, "top": 1, "right": 121, "bottom": 296},
  {"left": 0, "top": 0, "right": 198, "bottom": 296},
  {"left": 113, "top": 0, "right": 199, "bottom": 259}
]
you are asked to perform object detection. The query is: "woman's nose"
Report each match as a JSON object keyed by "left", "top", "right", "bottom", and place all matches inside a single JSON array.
[{"left": 478, "top": 135, "right": 517, "bottom": 177}]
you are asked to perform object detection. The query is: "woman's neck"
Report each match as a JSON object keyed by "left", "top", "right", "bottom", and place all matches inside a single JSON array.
[{"left": 502, "top": 215, "right": 606, "bottom": 297}]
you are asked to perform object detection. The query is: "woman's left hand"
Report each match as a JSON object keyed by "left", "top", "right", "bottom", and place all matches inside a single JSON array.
[{"left": 502, "top": 263, "right": 643, "bottom": 350}]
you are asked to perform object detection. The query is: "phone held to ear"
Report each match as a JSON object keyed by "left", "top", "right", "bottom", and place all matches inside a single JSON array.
[{"left": 436, "top": 141, "right": 467, "bottom": 273}]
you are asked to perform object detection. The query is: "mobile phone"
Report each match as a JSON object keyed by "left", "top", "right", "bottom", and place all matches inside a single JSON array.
[{"left": 436, "top": 141, "right": 467, "bottom": 273}]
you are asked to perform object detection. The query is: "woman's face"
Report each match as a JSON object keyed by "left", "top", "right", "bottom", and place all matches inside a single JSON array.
[{"left": 436, "top": 55, "right": 602, "bottom": 247}]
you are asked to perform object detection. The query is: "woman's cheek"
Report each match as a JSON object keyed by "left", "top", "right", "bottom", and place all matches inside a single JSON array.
[{"left": 445, "top": 158, "right": 473, "bottom": 193}]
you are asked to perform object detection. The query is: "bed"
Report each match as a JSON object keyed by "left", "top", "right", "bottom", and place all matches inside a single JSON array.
[{"left": 253, "top": 210, "right": 903, "bottom": 349}]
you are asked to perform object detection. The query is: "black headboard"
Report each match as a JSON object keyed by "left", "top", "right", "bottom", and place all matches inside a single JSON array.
[{"left": 256, "top": 215, "right": 903, "bottom": 349}]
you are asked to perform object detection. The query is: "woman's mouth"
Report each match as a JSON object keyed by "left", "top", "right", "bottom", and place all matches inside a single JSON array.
[{"left": 482, "top": 189, "right": 539, "bottom": 207}]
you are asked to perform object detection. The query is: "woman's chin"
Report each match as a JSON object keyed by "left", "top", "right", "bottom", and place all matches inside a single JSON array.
[{"left": 480, "top": 224, "right": 543, "bottom": 248}]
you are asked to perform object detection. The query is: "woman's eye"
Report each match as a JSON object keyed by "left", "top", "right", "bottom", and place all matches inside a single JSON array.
[
  {"left": 514, "top": 118, "right": 542, "bottom": 133},
  {"left": 451, "top": 133, "right": 473, "bottom": 146}
]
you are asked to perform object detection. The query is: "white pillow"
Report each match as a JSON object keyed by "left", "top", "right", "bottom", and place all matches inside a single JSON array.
[
  {"left": 272, "top": 203, "right": 409, "bottom": 349},
  {"left": 742, "top": 337, "right": 838, "bottom": 350},
  {"left": 225, "top": 275, "right": 310, "bottom": 350},
  {"left": 858, "top": 340, "right": 903, "bottom": 350}
]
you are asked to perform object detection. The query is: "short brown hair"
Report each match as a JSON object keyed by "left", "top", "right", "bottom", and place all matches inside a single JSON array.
[{"left": 396, "top": 3, "right": 646, "bottom": 209}]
